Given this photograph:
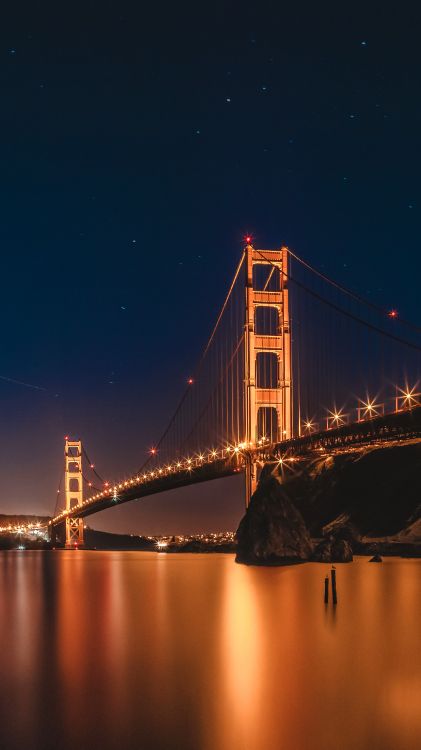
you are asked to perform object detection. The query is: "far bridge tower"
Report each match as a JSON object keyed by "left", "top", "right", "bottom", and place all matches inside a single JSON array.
[{"left": 64, "top": 438, "right": 85, "bottom": 548}]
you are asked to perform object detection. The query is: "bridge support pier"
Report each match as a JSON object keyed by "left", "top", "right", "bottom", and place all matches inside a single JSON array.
[{"left": 64, "top": 438, "right": 85, "bottom": 548}]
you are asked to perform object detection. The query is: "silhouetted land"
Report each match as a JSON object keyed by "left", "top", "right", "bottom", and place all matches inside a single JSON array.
[{"left": 236, "top": 441, "right": 421, "bottom": 564}]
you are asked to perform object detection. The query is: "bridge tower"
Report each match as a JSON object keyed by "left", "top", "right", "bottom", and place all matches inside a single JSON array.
[
  {"left": 244, "top": 244, "right": 292, "bottom": 505},
  {"left": 64, "top": 438, "right": 85, "bottom": 548}
]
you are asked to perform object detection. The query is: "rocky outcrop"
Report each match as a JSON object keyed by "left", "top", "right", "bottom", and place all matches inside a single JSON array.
[
  {"left": 236, "top": 476, "right": 313, "bottom": 564},
  {"left": 235, "top": 441, "right": 421, "bottom": 566},
  {"left": 311, "top": 537, "right": 353, "bottom": 562},
  {"left": 257, "top": 441, "right": 421, "bottom": 539}
]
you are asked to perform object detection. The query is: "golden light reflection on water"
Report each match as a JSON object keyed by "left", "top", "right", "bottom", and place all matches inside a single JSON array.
[{"left": 0, "top": 552, "right": 421, "bottom": 750}]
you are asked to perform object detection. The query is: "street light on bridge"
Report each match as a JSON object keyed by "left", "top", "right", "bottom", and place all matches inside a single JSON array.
[
  {"left": 302, "top": 419, "right": 318, "bottom": 433},
  {"left": 326, "top": 408, "right": 348, "bottom": 430},
  {"left": 395, "top": 384, "right": 421, "bottom": 412},
  {"left": 357, "top": 397, "right": 384, "bottom": 422}
]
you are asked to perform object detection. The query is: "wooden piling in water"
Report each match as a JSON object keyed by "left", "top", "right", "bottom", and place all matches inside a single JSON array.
[
  {"left": 331, "top": 566, "right": 337, "bottom": 604},
  {"left": 324, "top": 575, "right": 329, "bottom": 603}
]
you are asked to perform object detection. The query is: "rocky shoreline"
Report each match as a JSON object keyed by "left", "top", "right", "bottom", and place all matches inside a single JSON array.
[{"left": 235, "top": 441, "right": 421, "bottom": 565}]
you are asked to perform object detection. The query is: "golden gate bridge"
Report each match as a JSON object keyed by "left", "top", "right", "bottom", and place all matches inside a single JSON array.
[{"left": 48, "top": 242, "right": 421, "bottom": 547}]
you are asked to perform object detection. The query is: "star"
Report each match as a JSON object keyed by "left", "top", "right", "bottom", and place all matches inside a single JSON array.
[{"left": 225, "top": 97, "right": 231, "bottom": 103}]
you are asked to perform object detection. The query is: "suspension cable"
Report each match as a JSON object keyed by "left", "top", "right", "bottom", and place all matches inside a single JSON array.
[
  {"left": 135, "top": 252, "right": 245, "bottom": 473},
  {"left": 255, "top": 249, "right": 421, "bottom": 354},
  {"left": 287, "top": 247, "right": 421, "bottom": 333},
  {"left": 82, "top": 446, "right": 105, "bottom": 484}
]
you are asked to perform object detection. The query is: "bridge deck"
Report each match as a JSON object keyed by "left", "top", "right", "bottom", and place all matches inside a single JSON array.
[
  {"left": 274, "top": 406, "right": 421, "bottom": 455},
  {"left": 51, "top": 406, "right": 421, "bottom": 530},
  {"left": 51, "top": 459, "right": 241, "bottom": 529}
]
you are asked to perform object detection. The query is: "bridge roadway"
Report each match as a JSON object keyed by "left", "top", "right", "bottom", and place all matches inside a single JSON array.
[
  {"left": 273, "top": 404, "right": 421, "bottom": 456},
  {"left": 50, "top": 406, "right": 421, "bottom": 533},
  {"left": 49, "top": 456, "right": 244, "bottom": 532}
]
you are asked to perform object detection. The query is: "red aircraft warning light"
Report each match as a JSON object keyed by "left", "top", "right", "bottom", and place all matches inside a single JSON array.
[
  {"left": 388, "top": 309, "right": 398, "bottom": 319},
  {"left": 187, "top": 377, "right": 194, "bottom": 385}
]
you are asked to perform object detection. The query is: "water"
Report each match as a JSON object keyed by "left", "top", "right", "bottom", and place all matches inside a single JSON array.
[{"left": 0, "top": 551, "right": 420, "bottom": 750}]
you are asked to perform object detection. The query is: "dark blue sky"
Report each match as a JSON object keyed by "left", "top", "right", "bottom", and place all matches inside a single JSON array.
[{"left": 1, "top": 2, "right": 420, "bottom": 533}]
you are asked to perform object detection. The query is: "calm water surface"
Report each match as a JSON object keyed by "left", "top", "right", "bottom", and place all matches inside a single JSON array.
[{"left": 0, "top": 551, "right": 420, "bottom": 750}]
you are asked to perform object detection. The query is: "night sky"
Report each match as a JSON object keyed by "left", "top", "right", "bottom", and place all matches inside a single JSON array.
[{"left": 1, "top": 3, "right": 420, "bottom": 534}]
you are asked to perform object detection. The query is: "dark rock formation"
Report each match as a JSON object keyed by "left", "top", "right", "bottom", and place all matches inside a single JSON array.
[
  {"left": 322, "top": 514, "right": 361, "bottom": 544},
  {"left": 311, "top": 537, "right": 353, "bottom": 562},
  {"left": 236, "top": 476, "right": 313, "bottom": 564},
  {"left": 259, "top": 442, "right": 421, "bottom": 538},
  {"left": 84, "top": 529, "right": 156, "bottom": 550}
]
